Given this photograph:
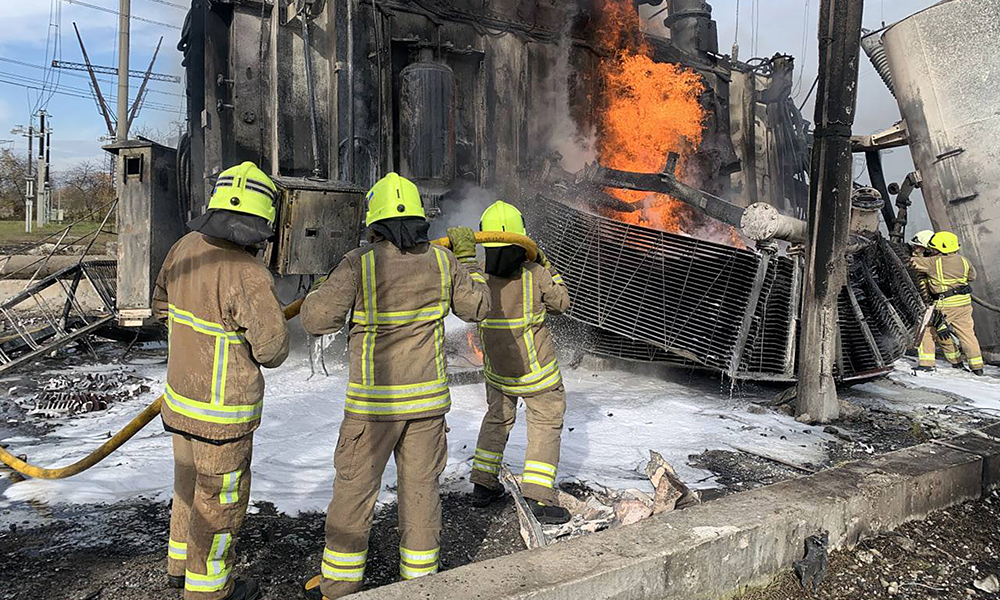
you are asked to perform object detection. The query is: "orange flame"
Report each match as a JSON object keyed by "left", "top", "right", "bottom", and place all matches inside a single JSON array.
[
  {"left": 466, "top": 330, "right": 484, "bottom": 366},
  {"left": 594, "top": 0, "right": 707, "bottom": 233}
]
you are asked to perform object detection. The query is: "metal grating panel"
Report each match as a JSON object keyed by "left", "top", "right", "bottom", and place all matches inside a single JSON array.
[{"left": 544, "top": 198, "right": 925, "bottom": 382}]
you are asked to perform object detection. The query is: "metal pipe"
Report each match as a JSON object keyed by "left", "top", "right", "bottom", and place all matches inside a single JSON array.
[
  {"left": 300, "top": 16, "right": 324, "bottom": 180},
  {"left": 346, "top": 0, "right": 355, "bottom": 182}
]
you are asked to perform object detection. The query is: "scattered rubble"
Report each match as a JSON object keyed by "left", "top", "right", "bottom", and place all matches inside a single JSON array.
[
  {"left": 10, "top": 371, "right": 152, "bottom": 419},
  {"left": 735, "top": 491, "right": 1000, "bottom": 600}
]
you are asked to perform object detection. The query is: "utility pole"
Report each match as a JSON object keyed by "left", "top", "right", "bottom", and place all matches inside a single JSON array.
[
  {"left": 37, "top": 110, "right": 50, "bottom": 228},
  {"left": 797, "top": 0, "right": 865, "bottom": 423},
  {"left": 116, "top": 0, "right": 131, "bottom": 143},
  {"left": 10, "top": 122, "right": 36, "bottom": 232}
]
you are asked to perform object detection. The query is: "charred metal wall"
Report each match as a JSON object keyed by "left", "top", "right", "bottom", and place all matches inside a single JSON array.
[{"left": 882, "top": 0, "right": 1000, "bottom": 360}]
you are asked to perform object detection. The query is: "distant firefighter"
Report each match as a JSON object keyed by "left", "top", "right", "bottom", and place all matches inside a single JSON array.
[
  {"left": 469, "top": 201, "right": 573, "bottom": 524},
  {"left": 910, "top": 231, "right": 985, "bottom": 376}
]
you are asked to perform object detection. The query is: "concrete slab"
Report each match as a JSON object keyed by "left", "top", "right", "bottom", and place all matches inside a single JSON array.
[{"left": 351, "top": 435, "right": 1000, "bottom": 600}]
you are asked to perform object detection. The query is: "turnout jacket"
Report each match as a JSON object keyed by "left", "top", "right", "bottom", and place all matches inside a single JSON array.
[
  {"left": 300, "top": 239, "right": 491, "bottom": 421},
  {"left": 153, "top": 232, "right": 290, "bottom": 441},
  {"left": 911, "top": 254, "right": 977, "bottom": 308},
  {"left": 479, "top": 263, "right": 570, "bottom": 397}
]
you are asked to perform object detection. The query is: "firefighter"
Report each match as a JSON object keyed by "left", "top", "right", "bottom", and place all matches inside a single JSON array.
[
  {"left": 468, "top": 201, "right": 572, "bottom": 525},
  {"left": 300, "top": 172, "right": 490, "bottom": 599},
  {"left": 910, "top": 231, "right": 985, "bottom": 376},
  {"left": 154, "top": 161, "right": 291, "bottom": 600},
  {"left": 907, "top": 229, "right": 941, "bottom": 371}
]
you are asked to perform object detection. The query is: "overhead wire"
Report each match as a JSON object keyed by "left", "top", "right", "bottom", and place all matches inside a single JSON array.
[
  {"left": 63, "top": 0, "right": 182, "bottom": 30},
  {"left": 0, "top": 57, "right": 184, "bottom": 98},
  {"left": 793, "top": 0, "right": 810, "bottom": 97},
  {"left": 0, "top": 72, "right": 183, "bottom": 114}
]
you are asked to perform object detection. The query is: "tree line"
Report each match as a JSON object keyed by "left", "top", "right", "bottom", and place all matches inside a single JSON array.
[{"left": 0, "top": 150, "right": 116, "bottom": 222}]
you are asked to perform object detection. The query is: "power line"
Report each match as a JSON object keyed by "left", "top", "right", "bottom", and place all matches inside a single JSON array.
[
  {"left": 63, "top": 0, "right": 182, "bottom": 30},
  {"left": 0, "top": 56, "right": 183, "bottom": 98},
  {"left": 0, "top": 73, "right": 184, "bottom": 114},
  {"left": 143, "top": 0, "right": 187, "bottom": 9}
]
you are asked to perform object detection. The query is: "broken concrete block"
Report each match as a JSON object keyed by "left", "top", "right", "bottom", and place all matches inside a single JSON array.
[
  {"left": 645, "top": 450, "right": 699, "bottom": 514},
  {"left": 614, "top": 499, "right": 654, "bottom": 526}
]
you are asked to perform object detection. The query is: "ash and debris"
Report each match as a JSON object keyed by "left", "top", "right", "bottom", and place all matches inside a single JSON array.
[
  {"left": 735, "top": 490, "right": 1000, "bottom": 600},
  {"left": 2, "top": 346, "right": 999, "bottom": 599},
  {"left": 0, "top": 493, "right": 521, "bottom": 600}
]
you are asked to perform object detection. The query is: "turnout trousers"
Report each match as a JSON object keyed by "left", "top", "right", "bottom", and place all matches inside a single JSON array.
[
  {"left": 167, "top": 433, "right": 254, "bottom": 600},
  {"left": 937, "top": 304, "right": 984, "bottom": 370},
  {"left": 470, "top": 384, "right": 566, "bottom": 504},
  {"left": 320, "top": 415, "right": 448, "bottom": 599}
]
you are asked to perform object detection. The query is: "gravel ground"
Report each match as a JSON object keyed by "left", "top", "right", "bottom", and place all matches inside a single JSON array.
[
  {"left": 735, "top": 490, "right": 1000, "bottom": 600},
  {"left": 0, "top": 492, "right": 521, "bottom": 600}
]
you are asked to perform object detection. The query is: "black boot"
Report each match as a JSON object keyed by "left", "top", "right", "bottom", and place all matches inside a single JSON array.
[
  {"left": 951, "top": 362, "right": 965, "bottom": 369},
  {"left": 166, "top": 574, "right": 184, "bottom": 589},
  {"left": 973, "top": 369, "right": 985, "bottom": 377},
  {"left": 527, "top": 499, "right": 571, "bottom": 525},
  {"left": 915, "top": 365, "right": 934, "bottom": 372},
  {"left": 223, "top": 578, "right": 261, "bottom": 600},
  {"left": 471, "top": 483, "right": 505, "bottom": 508}
]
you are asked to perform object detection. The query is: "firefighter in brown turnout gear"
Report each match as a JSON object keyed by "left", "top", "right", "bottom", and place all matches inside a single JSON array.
[
  {"left": 300, "top": 173, "right": 490, "bottom": 599},
  {"left": 469, "top": 201, "right": 573, "bottom": 525},
  {"left": 154, "top": 162, "right": 291, "bottom": 600},
  {"left": 910, "top": 231, "right": 985, "bottom": 376}
]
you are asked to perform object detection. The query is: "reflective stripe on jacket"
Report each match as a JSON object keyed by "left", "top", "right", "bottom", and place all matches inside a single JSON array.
[
  {"left": 300, "top": 239, "right": 490, "bottom": 422},
  {"left": 479, "top": 262, "right": 570, "bottom": 397},
  {"left": 153, "top": 232, "right": 290, "bottom": 440},
  {"left": 911, "top": 254, "right": 977, "bottom": 308}
]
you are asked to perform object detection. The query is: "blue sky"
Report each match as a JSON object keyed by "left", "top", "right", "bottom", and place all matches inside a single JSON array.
[
  {"left": 0, "top": 0, "right": 186, "bottom": 170},
  {"left": 0, "top": 0, "right": 938, "bottom": 227}
]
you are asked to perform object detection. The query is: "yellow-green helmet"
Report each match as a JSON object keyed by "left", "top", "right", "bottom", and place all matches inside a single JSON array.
[
  {"left": 479, "top": 200, "right": 526, "bottom": 247},
  {"left": 365, "top": 173, "right": 425, "bottom": 227},
  {"left": 910, "top": 229, "right": 935, "bottom": 249},
  {"left": 208, "top": 161, "right": 279, "bottom": 224},
  {"left": 929, "top": 231, "right": 960, "bottom": 254}
]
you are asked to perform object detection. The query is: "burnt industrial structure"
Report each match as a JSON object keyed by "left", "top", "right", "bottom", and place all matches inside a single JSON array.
[
  {"left": 3, "top": 0, "right": 983, "bottom": 379},
  {"left": 158, "top": 0, "right": 923, "bottom": 381}
]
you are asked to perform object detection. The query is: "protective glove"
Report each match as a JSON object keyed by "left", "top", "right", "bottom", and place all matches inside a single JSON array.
[
  {"left": 447, "top": 226, "right": 478, "bottom": 261},
  {"left": 309, "top": 274, "right": 328, "bottom": 293},
  {"left": 535, "top": 248, "right": 552, "bottom": 270}
]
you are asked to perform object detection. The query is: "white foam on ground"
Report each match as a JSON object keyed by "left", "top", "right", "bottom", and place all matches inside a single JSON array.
[
  {"left": 2, "top": 353, "right": 836, "bottom": 515},
  {"left": 884, "top": 359, "right": 1000, "bottom": 411}
]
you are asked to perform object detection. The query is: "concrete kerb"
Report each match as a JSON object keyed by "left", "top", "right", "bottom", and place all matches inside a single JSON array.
[{"left": 352, "top": 434, "right": 1000, "bottom": 600}]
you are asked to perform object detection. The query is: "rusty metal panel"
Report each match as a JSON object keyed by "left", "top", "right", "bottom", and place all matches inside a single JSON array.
[{"left": 273, "top": 178, "right": 364, "bottom": 276}]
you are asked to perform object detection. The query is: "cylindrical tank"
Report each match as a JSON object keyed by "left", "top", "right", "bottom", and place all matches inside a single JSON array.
[
  {"left": 399, "top": 49, "right": 456, "bottom": 189},
  {"left": 883, "top": 0, "right": 1000, "bottom": 361},
  {"left": 666, "top": 0, "right": 718, "bottom": 56}
]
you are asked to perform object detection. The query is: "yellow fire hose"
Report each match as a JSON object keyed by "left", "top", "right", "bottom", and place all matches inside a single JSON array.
[
  {"left": 431, "top": 230, "right": 539, "bottom": 262},
  {"left": 0, "top": 231, "right": 536, "bottom": 481}
]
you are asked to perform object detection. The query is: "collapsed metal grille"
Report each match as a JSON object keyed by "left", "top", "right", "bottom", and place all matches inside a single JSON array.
[{"left": 544, "top": 198, "right": 924, "bottom": 382}]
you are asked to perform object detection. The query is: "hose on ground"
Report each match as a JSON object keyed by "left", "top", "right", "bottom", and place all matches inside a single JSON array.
[
  {"left": 431, "top": 231, "right": 539, "bottom": 262},
  {"left": 0, "top": 233, "right": 536, "bottom": 481},
  {"left": 0, "top": 301, "right": 305, "bottom": 480}
]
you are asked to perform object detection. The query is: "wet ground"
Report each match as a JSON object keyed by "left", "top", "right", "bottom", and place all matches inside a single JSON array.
[
  {"left": 735, "top": 490, "right": 1000, "bottom": 600},
  {"left": 3, "top": 343, "right": 1000, "bottom": 599},
  {"left": 0, "top": 492, "right": 521, "bottom": 600}
]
